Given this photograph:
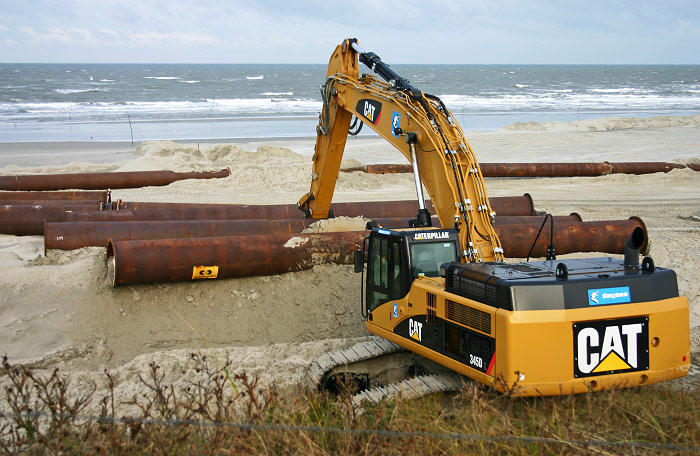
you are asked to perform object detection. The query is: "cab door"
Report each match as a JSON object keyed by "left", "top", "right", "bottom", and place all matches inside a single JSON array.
[{"left": 365, "top": 233, "right": 406, "bottom": 314}]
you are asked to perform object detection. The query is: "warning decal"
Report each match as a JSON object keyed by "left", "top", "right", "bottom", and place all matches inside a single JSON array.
[
  {"left": 192, "top": 265, "right": 219, "bottom": 279},
  {"left": 573, "top": 316, "right": 648, "bottom": 378}
]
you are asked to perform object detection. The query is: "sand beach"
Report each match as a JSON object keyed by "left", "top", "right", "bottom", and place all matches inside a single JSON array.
[{"left": 0, "top": 114, "right": 698, "bottom": 412}]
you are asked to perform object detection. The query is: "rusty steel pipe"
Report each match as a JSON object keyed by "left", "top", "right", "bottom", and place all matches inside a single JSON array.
[
  {"left": 607, "top": 162, "right": 685, "bottom": 174},
  {"left": 367, "top": 195, "right": 539, "bottom": 217},
  {"left": 45, "top": 219, "right": 317, "bottom": 252},
  {"left": 496, "top": 217, "right": 648, "bottom": 258},
  {"left": 105, "top": 217, "right": 647, "bottom": 285},
  {"left": 373, "top": 216, "right": 645, "bottom": 257},
  {"left": 363, "top": 164, "right": 411, "bottom": 174},
  {"left": 45, "top": 211, "right": 561, "bottom": 252},
  {"left": 0, "top": 190, "right": 111, "bottom": 203},
  {"left": 107, "top": 231, "right": 365, "bottom": 286},
  {"left": 0, "top": 168, "right": 231, "bottom": 191},
  {"left": 369, "top": 214, "right": 582, "bottom": 228},
  {"left": 0, "top": 199, "right": 103, "bottom": 207},
  {"left": 495, "top": 213, "right": 583, "bottom": 224},
  {"left": 360, "top": 162, "right": 696, "bottom": 177},
  {"left": 365, "top": 163, "right": 613, "bottom": 176},
  {"left": 0, "top": 204, "right": 102, "bottom": 236},
  {"left": 104, "top": 195, "right": 535, "bottom": 219},
  {"left": 480, "top": 162, "right": 612, "bottom": 177}
]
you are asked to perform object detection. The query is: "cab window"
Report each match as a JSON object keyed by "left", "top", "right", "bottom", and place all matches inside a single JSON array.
[{"left": 411, "top": 241, "right": 458, "bottom": 278}]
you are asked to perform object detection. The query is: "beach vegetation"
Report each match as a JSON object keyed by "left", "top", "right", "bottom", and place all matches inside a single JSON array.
[{"left": 1, "top": 355, "right": 698, "bottom": 455}]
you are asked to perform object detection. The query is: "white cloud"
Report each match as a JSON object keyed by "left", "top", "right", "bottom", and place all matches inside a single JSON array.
[
  {"left": 127, "top": 31, "right": 221, "bottom": 47},
  {"left": 20, "top": 26, "right": 99, "bottom": 45},
  {"left": 17, "top": 25, "right": 220, "bottom": 49}
]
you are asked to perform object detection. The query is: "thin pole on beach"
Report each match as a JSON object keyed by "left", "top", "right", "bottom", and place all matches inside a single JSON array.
[{"left": 128, "top": 114, "right": 134, "bottom": 146}]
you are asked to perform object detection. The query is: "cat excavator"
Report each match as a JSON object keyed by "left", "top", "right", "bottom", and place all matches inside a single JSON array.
[{"left": 298, "top": 39, "right": 689, "bottom": 396}]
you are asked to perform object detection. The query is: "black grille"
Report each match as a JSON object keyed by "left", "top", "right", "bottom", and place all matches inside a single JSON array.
[
  {"left": 446, "top": 300, "right": 491, "bottom": 334},
  {"left": 443, "top": 263, "right": 511, "bottom": 309},
  {"left": 427, "top": 292, "right": 436, "bottom": 323},
  {"left": 446, "top": 272, "right": 496, "bottom": 305}
]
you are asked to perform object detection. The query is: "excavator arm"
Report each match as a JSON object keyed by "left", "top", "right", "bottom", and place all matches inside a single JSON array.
[{"left": 298, "top": 39, "right": 504, "bottom": 263}]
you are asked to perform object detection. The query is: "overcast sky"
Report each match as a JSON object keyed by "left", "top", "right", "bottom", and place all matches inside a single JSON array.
[{"left": 1, "top": 0, "right": 698, "bottom": 64}]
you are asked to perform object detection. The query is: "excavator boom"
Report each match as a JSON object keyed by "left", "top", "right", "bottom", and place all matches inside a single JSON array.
[{"left": 299, "top": 38, "right": 503, "bottom": 263}]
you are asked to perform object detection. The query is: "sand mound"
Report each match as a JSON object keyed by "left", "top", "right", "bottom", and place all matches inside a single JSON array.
[
  {"left": 0, "top": 233, "right": 367, "bottom": 371},
  {"left": 116, "top": 141, "right": 306, "bottom": 173},
  {"left": 502, "top": 113, "right": 700, "bottom": 132},
  {"left": 340, "top": 158, "right": 364, "bottom": 171},
  {"left": 302, "top": 216, "right": 369, "bottom": 233}
]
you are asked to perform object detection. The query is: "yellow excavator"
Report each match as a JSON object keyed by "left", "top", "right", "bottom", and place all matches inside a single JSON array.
[{"left": 299, "top": 39, "right": 690, "bottom": 396}]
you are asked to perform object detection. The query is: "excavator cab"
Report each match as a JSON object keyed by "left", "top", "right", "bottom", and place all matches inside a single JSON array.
[{"left": 359, "top": 227, "right": 459, "bottom": 315}]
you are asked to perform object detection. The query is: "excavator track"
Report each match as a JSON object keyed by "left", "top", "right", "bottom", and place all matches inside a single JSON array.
[
  {"left": 308, "top": 337, "right": 464, "bottom": 405},
  {"left": 351, "top": 373, "right": 463, "bottom": 407}
]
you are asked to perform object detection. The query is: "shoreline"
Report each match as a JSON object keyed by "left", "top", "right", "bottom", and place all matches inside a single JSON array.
[
  {"left": 1, "top": 111, "right": 698, "bottom": 145},
  {"left": 1, "top": 114, "right": 699, "bottom": 169}
]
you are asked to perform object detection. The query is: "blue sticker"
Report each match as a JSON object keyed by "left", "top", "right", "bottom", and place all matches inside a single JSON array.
[
  {"left": 391, "top": 111, "right": 401, "bottom": 138},
  {"left": 588, "top": 287, "right": 631, "bottom": 306},
  {"left": 392, "top": 303, "right": 399, "bottom": 318}
]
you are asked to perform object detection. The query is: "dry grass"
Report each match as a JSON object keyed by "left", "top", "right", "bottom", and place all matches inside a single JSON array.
[{"left": 1, "top": 355, "right": 698, "bottom": 455}]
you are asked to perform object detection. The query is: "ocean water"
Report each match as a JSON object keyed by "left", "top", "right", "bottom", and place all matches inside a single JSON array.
[{"left": 0, "top": 63, "right": 699, "bottom": 143}]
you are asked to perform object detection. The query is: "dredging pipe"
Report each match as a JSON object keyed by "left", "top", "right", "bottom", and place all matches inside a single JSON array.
[
  {"left": 73, "top": 195, "right": 536, "bottom": 222},
  {"left": 356, "top": 162, "right": 693, "bottom": 177},
  {"left": 0, "top": 199, "right": 103, "bottom": 207},
  {"left": 116, "top": 197, "right": 536, "bottom": 216},
  {"left": 497, "top": 217, "right": 648, "bottom": 258},
  {"left": 607, "top": 162, "right": 685, "bottom": 174},
  {"left": 44, "top": 213, "right": 579, "bottom": 252},
  {"left": 362, "top": 163, "right": 611, "bottom": 176},
  {"left": 369, "top": 214, "right": 583, "bottom": 228},
  {"left": 0, "top": 190, "right": 111, "bottom": 203},
  {"left": 0, "top": 204, "right": 102, "bottom": 236},
  {"left": 46, "top": 219, "right": 315, "bottom": 252},
  {"left": 105, "top": 219, "right": 645, "bottom": 286},
  {"left": 0, "top": 168, "right": 231, "bottom": 191},
  {"left": 107, "top": 232, "right": 365, "bottom": 286}
]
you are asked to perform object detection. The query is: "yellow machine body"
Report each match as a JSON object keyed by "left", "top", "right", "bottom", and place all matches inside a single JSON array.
[{"left": 367, "top": 276, "right": 689, "bottom": 396}]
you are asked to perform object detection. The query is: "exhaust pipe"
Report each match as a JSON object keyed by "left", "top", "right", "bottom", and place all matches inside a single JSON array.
[{"left": 624, "top": 226, "right": 645, "bottom": 270}]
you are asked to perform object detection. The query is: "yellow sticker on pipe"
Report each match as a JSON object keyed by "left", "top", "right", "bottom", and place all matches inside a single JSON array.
[{"left": 192, "top": 265, "right": 219, "bottom": 279}]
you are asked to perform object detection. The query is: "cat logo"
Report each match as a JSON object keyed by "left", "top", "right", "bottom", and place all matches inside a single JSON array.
[
  {"left": 409, "top": 318, "right": 422, "bottom": 342},
  {"left": 356, "top": 99, "right": 382, "bottom": 125},
  {"left": 573, "top": 317, "right": 648, "bottom": 378}
]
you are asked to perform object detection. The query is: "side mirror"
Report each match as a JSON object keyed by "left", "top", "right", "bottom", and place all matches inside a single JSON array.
[{"left": 353, "top": 250, "right": 364, "bottom": 273}]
